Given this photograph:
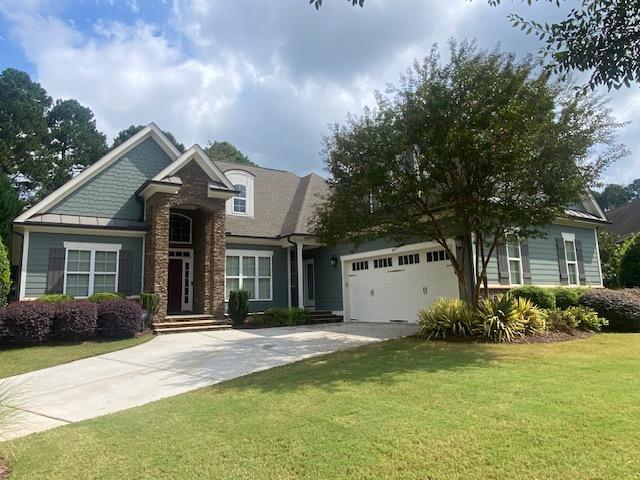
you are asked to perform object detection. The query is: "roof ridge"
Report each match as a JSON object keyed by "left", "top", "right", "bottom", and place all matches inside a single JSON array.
[{"left": 213, "top": 159, "right": 302, "bottom": 176}]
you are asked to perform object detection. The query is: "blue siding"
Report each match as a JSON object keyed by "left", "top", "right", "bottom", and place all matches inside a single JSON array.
[
  {"left": 25, "top": 232, "right": 144, "bottom": 297},
  {"left": 226, "top": 244, "right": 289, "bottom": 312},
  {"left": 49, "top": 138, "right": 172, "bottom": 220}
]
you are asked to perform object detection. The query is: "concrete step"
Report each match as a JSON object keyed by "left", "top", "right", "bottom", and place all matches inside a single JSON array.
[
  {"left": 153, "top": 320, "right": 222, "bottom": 328},
  {"left": 154, "top": 324, "right": 231, "bottom": 334},
  {"left": 165, "top": 314, "right": 215, "bottom": 322}
]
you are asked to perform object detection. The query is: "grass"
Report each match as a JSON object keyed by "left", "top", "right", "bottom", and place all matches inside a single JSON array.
[
  {"left": 2, "top": 334, "right": 640, "bottom": 479},
  {"left": 0, "top": 334, "right": 153, "bottom": 379}
]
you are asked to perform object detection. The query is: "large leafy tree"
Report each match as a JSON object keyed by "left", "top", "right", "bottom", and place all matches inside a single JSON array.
[
  {"left": 44, "top": 99, "right": 108, "bottom": 194},
  {"left": 204, "top": 141, "right": 256, "bottom": 166},
  {"left": 112, "top": 125, "right": 186, "bottom": 153},
  {"left": 311, "top": 0, "right": 639, "bottom": 91},
  {"left": 0, "top": 173, "right": 23, "bottom": 246},
  {"left": 594, "top": 183, "right": 633, "bottom": 210},
  {"left": 313, "top": 42, "right": 623, "bottom": 305}
]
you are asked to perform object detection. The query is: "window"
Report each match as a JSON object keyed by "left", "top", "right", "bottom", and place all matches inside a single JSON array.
[
  {"left": 225, "top": 250, "right": 272, "bottom": 301},
  {"left": 63, "top": 242, "right": 120, "bottom": 297},
  {"left": 352, "top": 261, "right": 369, "bottom": 271},
  {"left": 398, "top": 253, "right": 420, "bottom": 266},
  {"left": 426, "top": 250, "right": 449, "bottom": 263},
  {"left": 169, "top": 213, "right": 192, "bottom": 244},
  {"left": 373, "top": 257, "right": 393, "bottom": 268},
  {"left": 233, "top": 184, "right": 247, "bottom": 214},
  {"left": 564, "top": 238, "right": 579, "bottom": 285},
  {"left": 506, "top": 236, "right": 523, "bottom": 285}
]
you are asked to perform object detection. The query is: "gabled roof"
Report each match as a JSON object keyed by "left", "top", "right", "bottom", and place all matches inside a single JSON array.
[
  {"left": 606, "top": 198, "right": 640, "bottom": 240},
  {"left": 15, "top": 123, "right": 182, "bottom": 223}
]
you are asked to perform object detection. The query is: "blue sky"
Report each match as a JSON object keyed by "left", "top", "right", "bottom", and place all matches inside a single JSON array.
[{"left": 0, "top": 0, "right": 638, "bottom": 185}]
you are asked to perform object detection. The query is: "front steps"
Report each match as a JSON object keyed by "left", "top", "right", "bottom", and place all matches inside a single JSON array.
[
  {"left": 307, "top": 310, "right": 343, "bottom": 323},
  {"left": 153, "top": 314, "right": 231, "bottom": 334}
]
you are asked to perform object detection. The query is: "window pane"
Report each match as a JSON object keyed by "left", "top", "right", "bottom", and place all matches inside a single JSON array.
[
  {"left": 258, "top": 257, "right": 271, "bottom": 276},
  {"left": 243, "top": 278, "right": 256, "bottom": 300},
  {"left": 242, "top": 256, "right": 256, "bottom": 276},
  {"left": 93, "top": 274, "right": 116, "bottom": 293},
  {"left": 226, "top": 256, "right": 240, "bottom": 276},
  {"left": 507, "top": 242, "right": 520, "bottom": 259},
  {"left": 258, "top": 278, "right": 271, "bottom": 300},
  {"left": 95, "top": 251, "right": 117, "bottom": 273},
  {"left": 234, "top": 184, "right": 247, "bottom": 199},
  {"left": 565, "top": 240, "right": 576, "bottom": 261},
  {"left": 66, "top": 273, "right": 89, "bottom": 297},
  {"left": 68, "top": 250, "right": 91, "bottom": 272},
  {"left": 568, "top": 264, "right": 578, "bottom": 285},
  {"left": 509, "top": 260, "right": 521, "bottom": 284},
  {"left": 226, "top": 278, "right": 239, "bottom": 298},
  {"left": 233, "top": 198, "right": 246, "bottom": 213}
]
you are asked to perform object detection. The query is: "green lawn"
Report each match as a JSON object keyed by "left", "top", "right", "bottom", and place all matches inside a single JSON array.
[
  {"left": 2, "top": 334, "right": 639, "bottom": 479},
  {"left": 0, "top": 334, "right": 152, "bottom": 379}
]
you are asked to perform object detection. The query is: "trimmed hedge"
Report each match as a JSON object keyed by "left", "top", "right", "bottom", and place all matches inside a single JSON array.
[
  {"left": 262, "top": 308, "right": 309, "bottom": 327},
  {"left": 580, "top": 289, "right": 640, "bottom": 332},
  {"left": 88, "top": 292, "right": 122, "bottom": 303},
  {"left": 228, "top": 290, "right": 249, "bottom": 325},
  {"left": 0, "top": 301, "right": 55, "bottom": 345},
  {"left": 37, "top": 294, "right": 74, "bottom": 304},
  {"left": 51, "top": 301, "right": 97, "bottom": 341},
  {"left": 553, "top": 288, "right": 586, "bottom": 309},
  {"left": 97, "top": 300, "right": 143, "bottom": 339},
  {"left": 510, "top": 286, "right": 556, "bottom": 309}
]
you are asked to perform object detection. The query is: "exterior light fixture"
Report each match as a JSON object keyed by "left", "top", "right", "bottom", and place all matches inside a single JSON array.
[{"left": 330, "top": 255, "right": 338, "bottom": 268}]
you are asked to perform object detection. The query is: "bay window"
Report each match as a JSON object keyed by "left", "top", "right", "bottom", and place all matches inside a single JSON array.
[
  {"left": 63, "top": 242, "right": 120, "bottom": 297},
  {"left": 225, "top": 250, "right": 273, "bottom": 301}
]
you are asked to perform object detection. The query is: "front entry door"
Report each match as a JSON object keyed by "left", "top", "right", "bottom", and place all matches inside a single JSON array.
[
  {"left": 303, "top": 259, "right": 316, "bottom": 309},
  {"left": 167, "top": 258, "right": 182, "bottom": 313}
]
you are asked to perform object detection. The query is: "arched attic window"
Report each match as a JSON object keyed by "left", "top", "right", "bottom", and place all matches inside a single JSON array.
[
  {"left": 169, "top": 213, "right": 192, "bottom": 244},
  {"left": 225, "top": 170, "right": 255, "bottom": 217}
]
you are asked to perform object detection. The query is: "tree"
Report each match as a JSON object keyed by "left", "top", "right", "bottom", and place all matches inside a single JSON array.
[
  {"left": 619, "top": 234, "right": 640, "bottom": 287},
  {"left": 313, "top": 41, "right": 623, "bottom": 306},
  {"left": 0, "top": 235, "right": 10, "bottom": 307},
  {"left": 204, "top": 141, "right": 256, "bottom": 166},
  {"left": 0, "top": 68, "right": 52, "bottom": 196},
  {"left": 0, "top": 174, "right": 23, "bottom": 247},
  {"left": 626, "top": 178, "right": 640, "bottom": 199},
  {"left": 594, "top": 183, "right": 632, "bottom": 210},
  {"left": 44, "top": 99, "right": 108, "bottom": 194},
  {"left": 597, "top": 228, "right": 622, "bottom": 287},
  {"left": 311, "top": 0, "right": 640, "bottom": 91},
  {"left": 112, "top": 125, "right": 185, "bottom": 153}
]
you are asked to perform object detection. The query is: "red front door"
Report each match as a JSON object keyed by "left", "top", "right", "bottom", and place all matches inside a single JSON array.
[{"left": 167, "top": 258, "right": 182, "bottom": 313}]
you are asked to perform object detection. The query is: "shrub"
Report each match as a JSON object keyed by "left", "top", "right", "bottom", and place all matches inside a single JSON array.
[
  {"left": 140, "top": 292, "right": 159, "bottom": 328},
  {"left": 565, "top": 306, "right": 607, "bottom": 332},
  {"left": 262, "top": 307, "right": 309, "bottom": 327},
  {"left": 514, "top": 297, "right": 546, "bottom": 335},
  {"left": 418, "top": 298, "right": 474, "bottom": 339},
  {"left": 51, "top": 300, "right": 97, "bottom": 341},
  {"left": 37, "top": 294, "right": 74, "bottom": 304},
  {"left": 553, "top": 288, "right": 586, "bottom": 309},
  {"left": 619, "top": 235, "right": 640, "bottom": 287},
  {"left": 543, "top": 308, "right": 579, "bottom": 332},
  {"left": 97, "top": 300, "right": 143, "bottom": 338},
  {"left": 475, "top": 294, "right": 524, "bottom": 342},
  {"left": 88, "top": 292, "right": 122, "bottom": 303},
  {"left": 228, "top": 290, "right": 250, "bottom": 325},
  {"left": 0, "top": 301, "right": 54, "bottom": 345},
  {"left": 580, "top": 289, "right": 640, "bottom": 332},
  {"left": 0, "top": 237, "right": 10, "bottom": 308},
  {"left": 510, "top": 286, "right": 556, "bottom": 309}
]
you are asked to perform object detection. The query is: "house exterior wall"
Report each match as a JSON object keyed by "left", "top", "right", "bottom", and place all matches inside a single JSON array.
[
  {"left": 484, "top": 223, "right": 602, "bottom": 287},
  {"left": 24, "top": 231, "right": 143, "bottom": 298},
  {"left": 49, "top": 138, "right": 172, "bottom": 220}
]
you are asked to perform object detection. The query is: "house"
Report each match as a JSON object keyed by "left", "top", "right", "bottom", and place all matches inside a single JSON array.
[
  {"left": 12, "top": 123, "right": 609, "bottom": 328},
  {"left": 605, "top": 198, "right": 640, "bottom": 241}
]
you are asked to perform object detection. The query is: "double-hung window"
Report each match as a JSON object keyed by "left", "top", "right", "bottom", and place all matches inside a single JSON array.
[
  {"left": 564, "top": 237, "right": 579, "bottom": 285},
  {"left": 64, "top": 242, "right": 120, "bottom": 297},
  {"left": 225, "top": 250, "right": 272, "bottom": 301},
  {"left": 506, "top": 236, "right": 523, "bottom": 285},
  {"left": 233, "top": 184, "right": 247, "bottom": 214}
]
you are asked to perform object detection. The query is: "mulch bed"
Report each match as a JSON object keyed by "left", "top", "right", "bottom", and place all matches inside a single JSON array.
[
  {"left": 430, "top": 329, "right": 593, "bottom": 344},
  {"left": 0, "top": 456, "right": 9, "bottom": 480}
]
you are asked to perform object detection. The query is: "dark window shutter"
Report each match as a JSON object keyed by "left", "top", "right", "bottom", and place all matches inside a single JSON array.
[
  {"left": 520, "top": 239, "right": 532, "bottom": 285},
  {"left": 118, "top": 250, "right": 134, "bottom": 296},
  {"left": 556, "top": 238, "right": 569, "bottom": 285},
  {"left": 46, "top": 247, "right": 66, "bottom": 294},
  {"left": 496, "top": 243, "right": 510, "bottom": 285},
  {"left": 575, "top": 240, "right": 587, "bottom": 285}
]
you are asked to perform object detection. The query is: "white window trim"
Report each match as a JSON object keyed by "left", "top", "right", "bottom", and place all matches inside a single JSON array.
[
  {"left": 225, "top": 249, "right": 273, "bottom": 302},
  {"left": 506, "top": 237, "right": 524, "bottom": 286},
  {"left": 225, "top": 170, "right": 255, "bottom": 218},
  {"left": 232, "top": 184, "right": 247, "bottom": 215},
  {"left": 562, "top": 237, "right": 580, "bottom": 286},
  {"left": 169, "top": 212, "right": 192, "bottom": 245},
  {"left": 62, "top": 242, "right": 121, "bottom": 297}
]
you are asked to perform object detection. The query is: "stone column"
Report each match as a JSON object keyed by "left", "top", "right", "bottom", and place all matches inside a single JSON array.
[
  {"left": 144, "top": 196, "right": 170, "bottom": 323},
  {"left": 210, "top": 203, "right": 226, "bottom": 319}
]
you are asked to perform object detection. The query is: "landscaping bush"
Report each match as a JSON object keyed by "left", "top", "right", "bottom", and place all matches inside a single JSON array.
[
  {"left": 553, "top": 288, "right": 586, "bottom": 309},
  {"left": 0, "top": 237, "right": 10, "bottom": 308},
  {"left": 514, "top": 297, "right": 546, "bottom": 335},
  {"left": 228, "top": 290, "right": 249, "bottom": 325},
  {"left": 418, "top": 298, "right": 474, "bottom": 339},
  {"left": 619, "top": 235, "right": 640, "bottom": 287},
  {"left": 140, "top": 292, "right": 159, "bottom": 328},
  {"left": 262, "top": 307, "right": 309, "bottom": 327},
  {"left": 565, "top": 306, "right": 607, "bottom": 332},
  {"left": 543, "top": 308, "right": 579, "bottom": 332},
  {"left": 510, "top": 286, "right": 556, "bottom": 309},
  {"left": 580, "top": 289, "right": 640, "bottom": 332},
  {"left": 51, "top": 300, "right": 97, "bottom": 341},
  {"left": 476, "top": 294, "right": 524, "bottom": 342},
  {"left": 97, "top": 300, "right": 143, "bottom": 338},
  {"left": 0, "top": 301, "right": 54, "bottom": 345},
  {"left": 88, "top": 292, "right": 122, "bottom": 303},
  {"left": 37, "top": 294, "right": 74, "bottom": 304}
]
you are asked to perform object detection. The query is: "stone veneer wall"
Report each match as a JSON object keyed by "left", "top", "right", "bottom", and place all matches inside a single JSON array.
[{"left": 144, "top": 161, "right": 226, "bottom": 322}]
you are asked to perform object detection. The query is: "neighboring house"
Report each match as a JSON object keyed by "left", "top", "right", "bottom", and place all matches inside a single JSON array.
[
  {"left": 12, "top": 123, "right": 609, "bottom": 326},
  {"left": 605, "top": 198, "right": 640, "bottom": 241}
]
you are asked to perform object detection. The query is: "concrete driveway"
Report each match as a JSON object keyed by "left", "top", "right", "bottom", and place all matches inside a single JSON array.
[{"left": 1, "top": 322, "right": 417, "bottom": 441}]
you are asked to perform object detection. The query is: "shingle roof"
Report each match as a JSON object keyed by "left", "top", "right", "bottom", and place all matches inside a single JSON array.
[
  {"left": 606, "top": 198, "right": 640, "bottom": 240},
  {"left": 214, "top": 161, "right": 329, "bottom": 238}
]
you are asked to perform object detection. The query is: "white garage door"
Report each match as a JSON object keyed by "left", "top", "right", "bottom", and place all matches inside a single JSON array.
[{"left": 346, "top": 247, "right": 459, "bottom": 323}]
